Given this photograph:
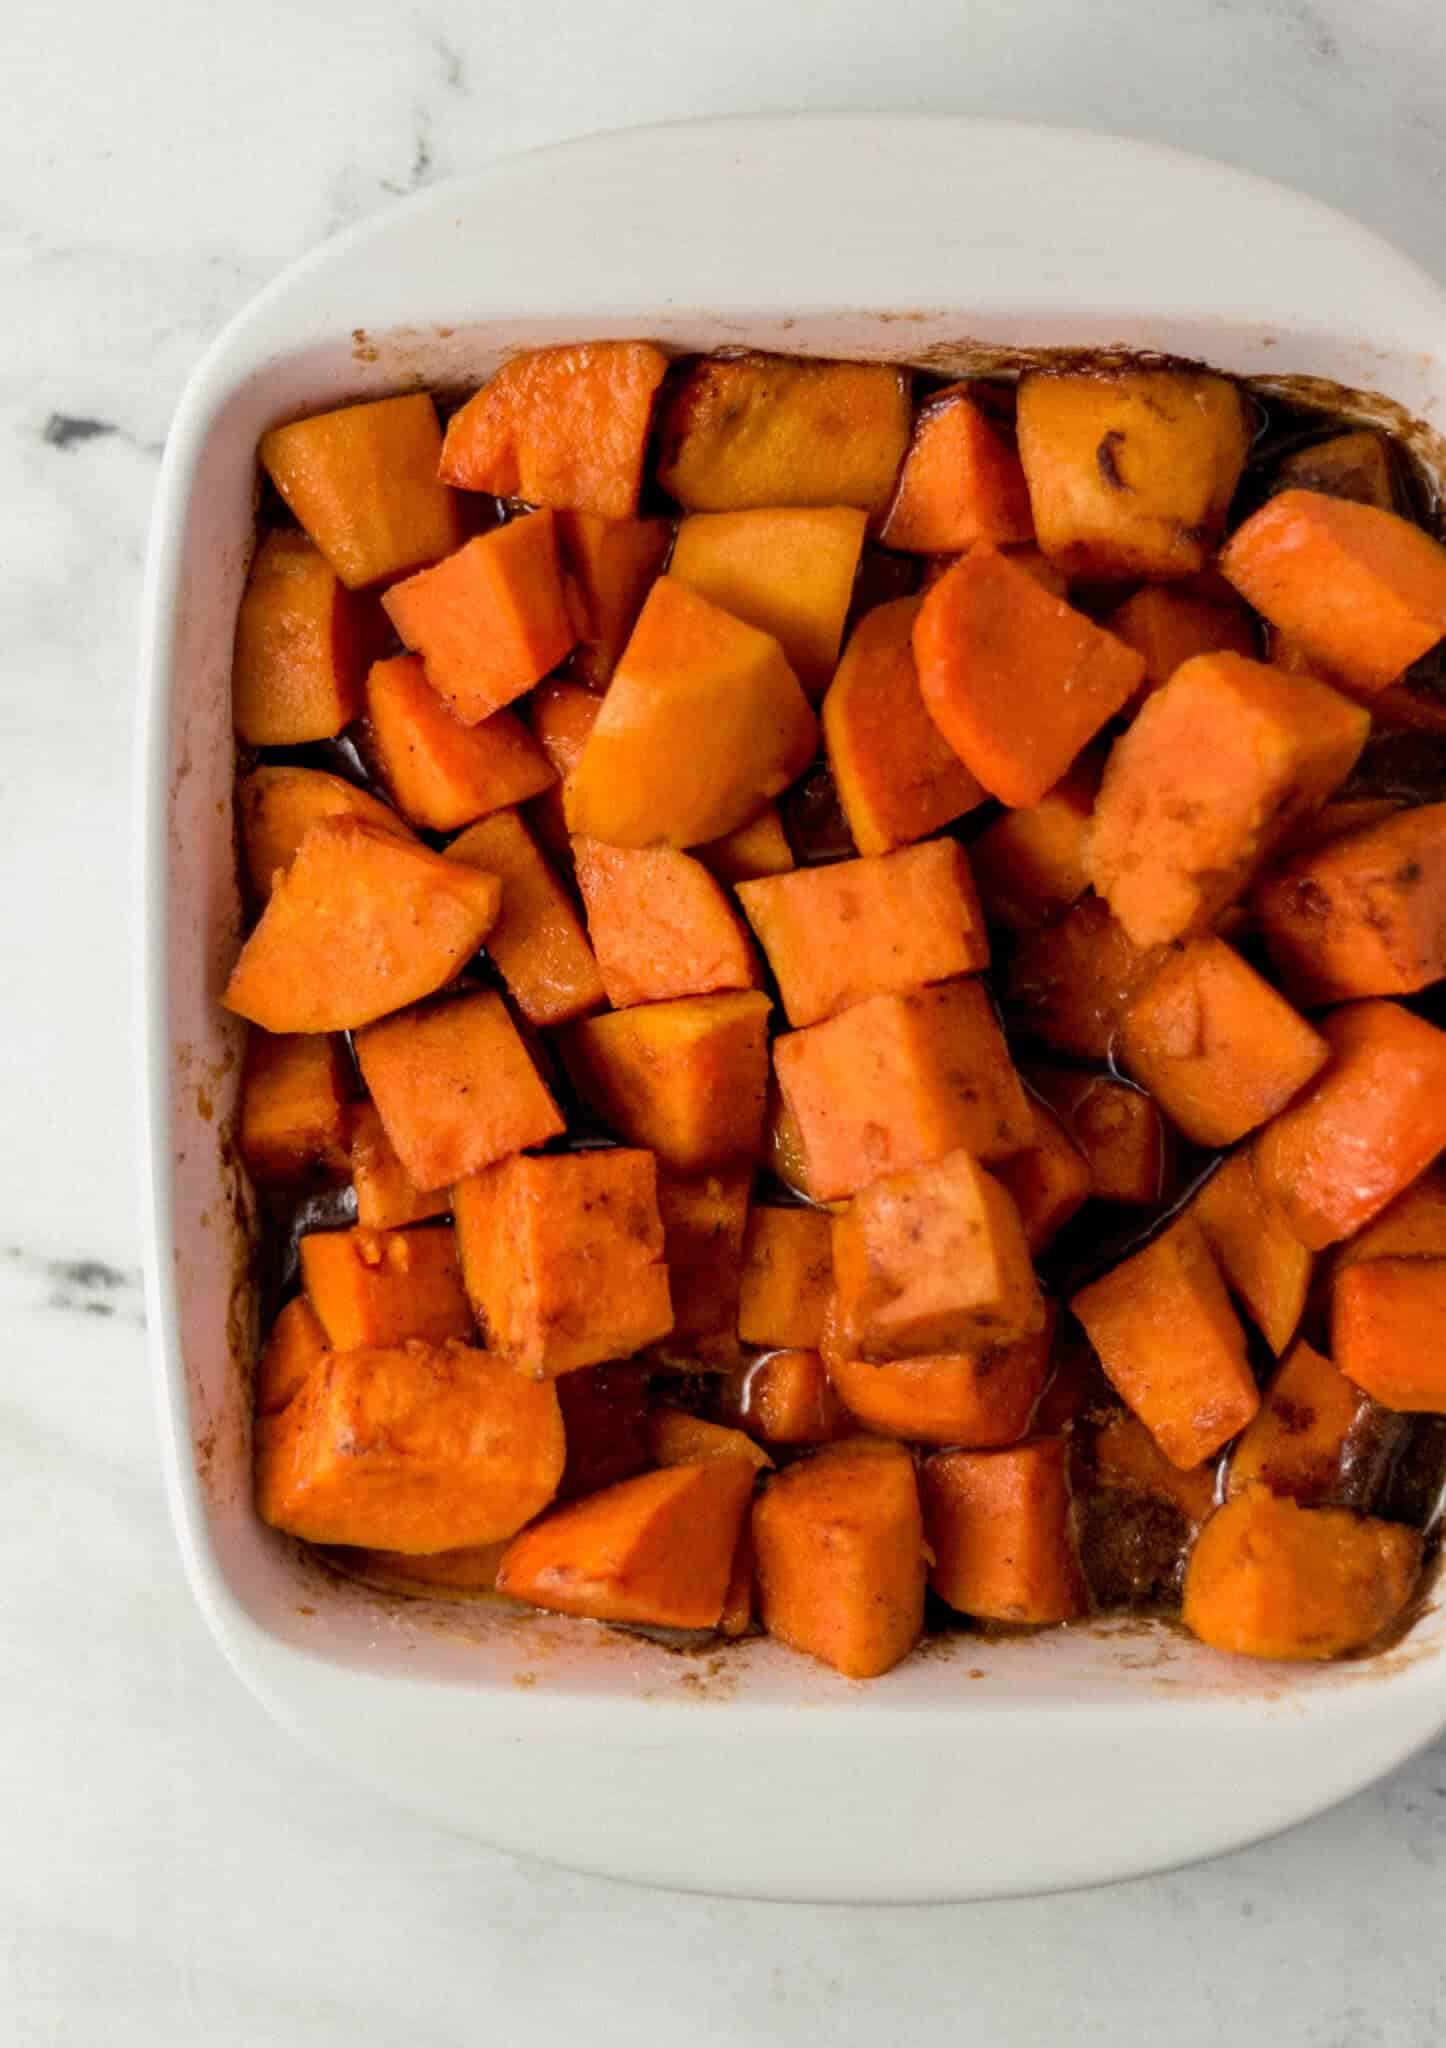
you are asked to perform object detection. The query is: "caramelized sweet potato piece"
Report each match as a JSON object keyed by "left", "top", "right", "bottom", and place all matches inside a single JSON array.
[
  {"left": 992, "top": 1101, "right": 1092, "bottom": 1253},
  {"left": 238, "top": 765, "right": 413, "bottom": 903},
  {"left": 696, "top": 803, "right": 795, "bottom": 885},
  {"left": 670, "top": 506, "right": 867, "bottom": 697},
  {"left": 753, "top": 1442, "right": 927, "bottom": 1677},
  {"left": 879, "top": 387, "right": 1033, "bottom": 553},
  {"left": 1332, "top": 1259, "right": 1446, "bottom": 1412},
  {"left": 348, "top": 1101, "right": 450, "bottom": 1230},
  {"left": 355, "top": 990, "right": 564, "bottom": 1192},
  {"left": 237, "top": 1030, "right": 350, "bottom": 1185},
  {"left": 1221, "top": 489, "right": 1446, "bottom": 693},
  {"left": 259, "top": 393, "right": 461, "bottom": 589},
  {"left": 555, "top": 510, "right": 672, "bottom": 688},
  {"left": 258, "top": 1341, "right": 563, "bottom": 1551},
  {"left": 1182, "top": 1487, "right": 1420, "bottom": 1660},
  {"left": 561, "top": 991, "right": 771, "bottom": 1170},
  {"left": 1016, "top": 368, "right": 1251, "bottom": 581},
  {"left": 224, "top": 817, "right": 501, "bottom": 1033},
  {"left": 497, "top": 1459, "right": 754, "bottom": 1628},
  {"left": 453, "top": 1148, "right": 672, "bottom": 1378},
  {"left": 446, "top": 809, "right": 604, "bottom": 1029},
  {"left": 255, "top": 1295, "right": 329, "bottom": 1417},
  {"left": 969, "top": 754, "right": 1103, "bottom": 933},
  {"left": 1071, "top": 1215, "right": 1259, "bottom": 1469},
  {"left": 1336, "top": 1167, "right": 1446, "bottom": 1267},
  {"left": 573, "top": 839, "right": 759, "bottom": 1008},
  {"left": 1189, "top": 1151, "right": 1312, "bottom": 1355},
  {"left": 1091, "top": 1412, "right": 1216, "bottom": 1525},
  {"left": 1227, "top": 1339, "right": 1381, "bottom": 1500},
  {"left": 649, "top": 1411, "right": 774, "bottom": 1472},
  {"left": 655, "top": 1167, "right": 752, "bottom": 1353},
  {"left": 1273, "top": 429, "right": 1398, "bottom": 509},
  {"left": 826, "top": 1317, "right": 1053, "bottom": 1447},
  {"left": 232, "top": 532, "right": 370, "bottom": 745},
  {"left": 1254, "top": 1000, "right": 1446, "bottom": 1249},
  {"left": 657, "top": 354, "right": 911, "bottom": 513},
  {"left": 831, "top": 1149, "right": 1043, "bottom": 1360},
  {"left": 737, "top": 1205, "right": 834, "bottom": 1351},
  {"left": 1117, "top": 936, "right": 1329, "bottom": 1148},
  {"left": 724, "top": 1351, "right": 846, "bottom": 1447},
  {"left": 922, "top": 1439, "right": 1086, "bottom": 1623},
  {"left": 775, "top": 980, "right": 1034, "bottom": 1203},
  {"left": 1254, "top": 802, "right": 1446, "bottom": 1002},
  {"left": 300, "top": 1225, "right": 472, "bottom": 1351},
  {"left": 440, "top": 343, "right": 670, "bottom": 520},
  {"left": 913, "top": 550, "right": 1146, "bottom": 806},
  {"left": 362, "top": 653, "right": 554, "bottom": 830},
  {"left": 564, "top": 578, "right": 817, "bottom": 848},
  {"left": 821, "top": 597, "right": 985, "bottom": 856},
  {"left": 1003, "top": 894, "right": 1166, "bottom": 1059},
  {"left": 1021, "top": 1064, "right": 1170, "bottom": 1207},
  {"left": 1100, "top": 585, "right": 1256, "bottom": 696},
  {"left": 1086, "top": 652, "right": 1369, "bottom": 947}
]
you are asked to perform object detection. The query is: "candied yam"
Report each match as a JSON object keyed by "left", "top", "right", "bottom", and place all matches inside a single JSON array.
[
  {"left": 299, "top": 1225, "right": 472, "bottom": 1351},
  {"left": 913, "top": 550, "right": 1146, "bottom": 806},
  {"left": 649, "top": 1410, "right": 774, "bottom": 1471},
  {"left": 1003, "top": 894, "right": 1166, "bottom": 1059},
  {"left": 969, "top": 754, "right": 1102, "bottom": 933},
  {"left": 657, "top": 354, "right": 911, "bottom": 513},
  {"left": 737, "top": 1205, "right": 834, "bottom": 1351},
  {"left": 440, "top": 342, "right": 670, "bottom": 521},
  {"left": 879, "top": 387, "right": 1033, "bottom": 553},
  {"left": 726, "top": 1349, "right": 847, "bottom": 1447},
  {"left": 223, "top": 816, "right": 501, "bottom": 1033},
  {"left": 237, "top": 765, "right": 412, "bottom": 904},
  {"left": 1189, "top": 1152, "right": 1312, "bottom": 1355},
  {"left": 1227, "top": 1339, "right": 1382, "bottom": 1500},
  {"left": 670, "top": 506, "right": 867, "bottom": 698},
  {"left": 564, "top": 578, "right": 818, "bottom": 848},
  {"left": 1337, "top": 1167, "right": 1446, "bottom": 1267},
  {"left": 561, "top": 991, "right": 771, "bottom": 1171},
  {"left": 992, "top": 1101, "right": 1092, "bottom": 1253},
  {"left": 555, "top": 510, "right": 673, "bottom": 688},
  {"left": 1091, "top": 1412, "right": 1216, "bottom": 1525},
  {"left": 1182, "top": 1487, "right": 1420, "bottom": 1660},
  {"left": 236, "top": 1029, "right": 350, "bottom": 1186},
  {"left": 1071, "top": 1215, "right": 1259, "bottom": 1469},
  {"left": 232, "top": 531, "right": 369, "bottom": 745},
  {"left": 1021, "top": 1063, "right": 1170, "bottom": 1207},
  {"left": 573, "top": 838, "right": 759, "bottom": 1008},
  {"left": 446, "top": 809, "right": 604, "bottom": 1029},
  {"left": 1332, "top": 1259, "right": 1446, "bottom": 1412},
  {"left": 354, "top": 990, "right": 563, "bottom": 1192},
  {"left": 1273, "top": 429, "right": 1398, "bottom": 509},
  {"left": 555, "top": 1363, "right": 653, "bottom": 1501},
  {"left": 696, "top": 803, "right": 795, "bottom": 885},
  {"left": 826, "top": 1317, "right": 1053, "bottom": 1447},
  {"left": 922, "top": 1440, "right": 1086, "bottom": 1624},
  {"left": 654, "top": 1167, "right": 752, "bottom": 1354},
  {"left": 255, "top": 1296, "right": 329, "bottom": 1417},
  {"left": 1100, "top": 585, "right": 1256, "bottom": 696},
  {"left": 257, "top": 1341, "right": 563, "bottom": 1551},
  {"left": 362, "top": 653, "right": 554, "bottom": 831},
  {"left": 349, "top": 1101, "right": 450, "bottom": 1231}
]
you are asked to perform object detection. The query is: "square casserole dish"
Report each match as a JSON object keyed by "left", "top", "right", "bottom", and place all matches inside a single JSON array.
[{"left": 137, "top": 114, "right": 1446, "bottom": 1902}]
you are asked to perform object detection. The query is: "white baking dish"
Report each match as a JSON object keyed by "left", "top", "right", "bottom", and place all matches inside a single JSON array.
[{"left": 136, "top": 114, "right": 1446, "bottom": 1902}]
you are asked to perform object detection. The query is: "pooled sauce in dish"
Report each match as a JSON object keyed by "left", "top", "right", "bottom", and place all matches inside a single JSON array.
[{"left": 224, "top": 345, "right": 1446, "bottom": 1680}]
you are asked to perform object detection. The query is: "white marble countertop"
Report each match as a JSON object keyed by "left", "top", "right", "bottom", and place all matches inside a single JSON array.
[{"left": 6, "top": 1, "right": 1446, "bottom": 2040}]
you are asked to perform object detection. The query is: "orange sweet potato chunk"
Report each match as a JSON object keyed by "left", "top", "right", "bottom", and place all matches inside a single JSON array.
[
  {"left": 1087, "top": 652, "right": 1370, "bottom": 948},
  {"left": 1015, "top": 367, "right": 1251, "bottom": 581},
  {"left": 1020, "top": 1063, "right": 1170, "bottom": 1207},
  {"left": 969, "top": 754, "right": 1103, "bottom": 933},
  {"left": 1274, "top": 429, "right": 1399, "bottom": 509},
  {"left": 1071, "top": 1214, "right": 1259, "bottom": 1469},
  {"left": 1189, "top": 1151, "right": 1312, "bottom": 1356},
  {"left": 696, "top": 803, "right": 795, "bottom": 885},
  {"left": 657, "top": 354, "right": 911, "bottom": 513},
  {"left": 1332, "top": 1259, "right": 1446, "bottom": 1412},
  {"left": 1336, "top": 1167, "right": 1446, "bottom": 1267},
  {"left": 1253, "top": 802, "right": 1446, "bottom": 1002},
  {"left": 237, "top": 1030, "right": 350, "bottom": 1185},
  {"left": 497, "top": 1459, "right": 754, "bottom": 1628},
  {"left": 453, "top": 1148, "right": 672, "bottom": 1377},
  {"left": 561, "top": 991, "right": 771, "bottom": 1171},
  {"left": 655, "top": 1166, "right": 752, "bottom": 1354},
  {"left": 922, "top": 1439, "right": 1086, "bottom": 1624},
  {"left": 1227, "top": 1339, "right": 1381, "bottom": 1500},
  {"left": 821, "top": 597, "right": 985, "bottom": 856},
  {"left": 775, "top": 980, "right": 1034, "bottom": 1203},
  {"left": 726, "top": 1349, "right": 848, "bottom": 1447},
  {"left": 831, "top": 1149, "right": 1044, "bottom": 1360},
  {"left": 737, "top": 1205, "right": 834, "bottom": 1350},
  {"left": 573, "top": 839, "right": 759, "bottom": 1008},
  {"left": 348, "top": 1101, "right": 450, "bottom": 1231},
  {"left": 355, "top": 990, "right": 564, "bottom": 1192},
  {"left": 1090, "top": 1411, "right": 1216, "bottom": 1526},
  {"left": 255, "top": 1296, "right": 329, "bottom": 1417},
  {"left": 649, "top": 1410, "right": 773, "bottom": 1472},
  {"left": 669, "top": 507, "right": 867, "bottom": 699},
  {"left": 362, "top": 653, "right": 554, "bottom": 831},
  {"left": 992, "top": 1101, "right": 1092, "bottom": 1253},
  {"left": 738, "top": 839, "right": 987, "bottom": 1028},
  {"left": 440, "top": 343, "right": 671, "bottom": 521},
  {"left": 555, "top": 510, "right": 673, "bottom": 688},
  {"left": 224, "top": 817, "right": 501, "bottom": 1033},
  {"left": 1003, "top": 894, "right": 1167, "bottom": 1059},
  {"left": 238, "top": 765, "right": 413, "bottom": 903},
  {"left": 826, "top": 1317, "right": 1054, "bottom": 1447},
  {"left": 1117, "top": 936, "right": 1329, "bottom": 1148},
  {"left": 258, "top": 1341, "right": 564, "bottom": 1551},
  {"left": 446, "top": 809, "right": 605, "bottom": 1029},
  {"left": 879, "top": 387, "right": 1034, "bottom": 553},
  {"left": 753, "top": 1442, "right": 928, "bottom": 1677},
  {"left": 913, "top": 550, "right": 1146, "bottom": 807},
  {"left": 259, "top": 393, "right": 461, "bottom": 590},
  {"left": 1100, "top": 585, "right": 1256, "bottom": 697},
  {"left": 232, "top": 532, "right": 370, "bottom": 745},
  {"left": 1182, "top": 1487, "right": 1420, "bottom": 1660},
  {"left": 1254, "top": 1000, "right": 1446, "bottom": 1249},
  {"left": 1220, "top": 488, "right": 1446, "bottom": 693},
  {"left": 564, "top": 578, "right": 818, "bottom": 848},
  {"left": 299, "top": 1225, "right": 473, "bottom": 1351}
]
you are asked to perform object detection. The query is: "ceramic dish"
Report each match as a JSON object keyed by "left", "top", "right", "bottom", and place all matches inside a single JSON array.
[{"left": 136, "top": 113, "right": 1446, "bottom": 1902}]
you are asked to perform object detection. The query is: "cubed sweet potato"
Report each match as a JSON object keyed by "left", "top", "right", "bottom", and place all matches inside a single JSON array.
[
  {"left": 348, "top": 1101, "right": 450, "bottom": 1230},
  {"left": 299, "top": 1225, "right": 473, "bottom": 1351},
  {"left": 921, "top": 1439, "right": 1086, "bottom": 1623},
  {"left": 255, "top": 1295, "right": 329, "bottom": 1417},
  {"left": 354, "top": 990, "right": 564, "bottom": 1192},
  {"left": 1227, "top": 1339, "right": 1382, "bottom": 1500},
  {"left": 238, "top": 765, "right": 413, "bottom": 903},
  {"left": 655, "top": 1167, "right": 752, "bottom": 1354},
  {"left": 1254, "top": 802, "right": 1446, "bottom": 1002},
  {"left": 564, "top": 577, "right": 818, "bottom": 848},
  {"left": 259, "top": 393, "right": 461, "bottom": 589},
  {"left": 775, "top": 979, "right": 1034, "bottom": 1203},
  {"left": 821, "top": 597, "right": 985, "bottom": 856},
  {"left": 1100, "top": 585, "right": 1257, "bottom": 696},
  {"left": 1086, "top": 651, "right": 1370, "bottom": 947},
  {"left": 696, "top": 803, "right": 795, "bottom": 885},
  {"left": 753, "top": 1441, "right": 928, "bottom": 1677},
  {"left": 258, "top": 1340, "right": 564, "bottom": 1551},
  {"left": 453, "top": 1148, "right": 672, "bottom": 1377},
  {"left": 649, "top": 1410, "right": 774, "bottom": 1471},
  {"left": 1273, "top": 429, "right": 1398, "bottom": 510},
  {"left": 1117, "top": 936, "right": 1329, "bottom": 1147},
  {"left": 232, "top": 531, "right": 370, "bottom": 745},
  {"left": 1071, "top": 1214, "right": 1259, "bottom": 1469},
  {"left": 1020, "top": 1063, "right": 1170, "bottom": 1207},
  {"left": 913, "top": 549, "right": 1146, "bottom": 806},
  {"left": 669, "top": 506, "right": 868, "bottom": 698},
  {"left": 736, "top": 1205, "right": 834, "bottom": 1350},
  {"left": 1189, "top": 1151, "right": 1312, "bottom": 1355},
  {"left": 1015, "top": 367, "right": 1252, "bottom": 580},
  {"left": 1336, "top": 1167, "right": 1446, "bottom": 1267},
  {"left": 1182, "top": 1486, "right": 1420, "bottom": 1660},
  {"left": 831, "top": 1149, "right": 1044, "bottom": 1359},
  {"left": 826, "top": 1316, "right": 1054, "bottom": 1447},
  {"left": 879, "top": 386, "right": 1034, "bottom": 553},
  {"left": 573, "top": 838, "right": 759, "bottom": 1008},
  {"left": 657, "top": 354, "right": 911, "bottom": 513},
  {"left": 724, "top": 1349, "right": 847, "bottom": 1447},
  {"left": 992, "top": 1101, "right": 1092, "bottom": 1252},
  {"left": 555, "top": 510, "right": 673, "bottom": 687},
  {"left": 446, "top": 808, "right": 605, "bottom": 1029},
  {"left": 1274, "top": 794, "right": 1407, "bottom": 863},
  {"left": 1090, "top": 1411, "right": 1216, "bottom": 1526},
  {"left": 1254, "top": 1000, "right": 1446, "bottom": 1249},
  {"left": 555, "top": 1363, "right": 653, "bottom": 1501},
  {"left": 1332, "top": 1259, "right": 1446, "bottom": 1412},
  {"left": 969, "top": 754, "right": 1103, "bottom": 933},
  {"left": 561, "top": 991, "right": 771, "bottom": 1170},
  {"left": 1220, "top": 489, "right": 1446, "bottom": 693},
  {"left": 362, "top": 653, "right": 554, "bottom": 831},
  {"left": 496, "top": 1459, "right": 754, "bottom": 1627},
  {"left": 1003, "top": 893, "right": 1167, "bottom": 1059},
  {"left": 237, "top": 1029, "right": 350, "bottom": 1185},
  {"left": 223, "top": 817, "right": 501, "bottom": 1033},
  {"left": 919, "top": 543, "right": 1068, "bottom": 600}
]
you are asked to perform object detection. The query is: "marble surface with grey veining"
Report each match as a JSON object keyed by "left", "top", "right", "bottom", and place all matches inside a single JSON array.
[{"left": 5, "top": 0, "right": 1446, "bottom": 2040}]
